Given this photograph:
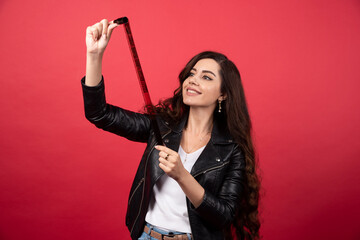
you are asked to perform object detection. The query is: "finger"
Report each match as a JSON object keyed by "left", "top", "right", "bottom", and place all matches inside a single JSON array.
[
  {"left": 109, "top": 19, "right": 118, "bottom": 26},
  {"left": 86, "top": 26, "right": 92, "bottom": 35},
  {"left": 159, "top": 162, "right": 170, "bottom": 173},
  {"left": 91, "top": 25, "right": 99, "bottom": 41},
  {"left": 159, "top": 151, "right": 169, "bottom": 160},
  {"left": 159, "top": 158, "right": 174, "bottom": 169},
  {"left": 100, "top": 19, "right": 109, "bottom": 34},
  {"left": 107, "top": 22, "right": 118, "bottom": 38},
  {"left": 86, "top": 26, "right": 95, "bottom": 40},
  {"left": 159, "top": 156, "right": 168, "bottom": 165},
  {"left": 155, "top": 145, "right": 177, "bottom": 156},
  {"left": 100, "top": 19, "right": 109, "bottom": 38},
  {"left": 94, "top": 22, "right": 103, "bottom": 40}
]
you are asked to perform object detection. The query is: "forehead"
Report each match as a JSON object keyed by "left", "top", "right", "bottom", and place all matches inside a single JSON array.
[{"left": 193, "top": 58, "right": 220, "bottom": 73}]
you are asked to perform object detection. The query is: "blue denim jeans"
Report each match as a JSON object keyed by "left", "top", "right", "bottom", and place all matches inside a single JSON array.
[{"left": 138, "top": 222, "right": 192, "bottom": 240}]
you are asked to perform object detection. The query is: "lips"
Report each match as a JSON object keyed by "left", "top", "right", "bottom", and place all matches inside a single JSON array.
[{"left": 186, "top": 87, "right": 201, "bottom": 94}]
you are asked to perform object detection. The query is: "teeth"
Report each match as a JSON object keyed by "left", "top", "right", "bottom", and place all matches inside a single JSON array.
[{"left": 187, "top": 89, "right": 199, "bottom": 94}]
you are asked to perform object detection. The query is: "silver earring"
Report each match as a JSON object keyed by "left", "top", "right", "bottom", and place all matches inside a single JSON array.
[{"left": 218, "top": 99, "right": 222, "bottom": 113}]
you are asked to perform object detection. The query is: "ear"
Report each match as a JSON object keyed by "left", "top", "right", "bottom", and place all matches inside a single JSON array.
[{"left": 218, "top": 94, "right": 227, "bottom": 101}]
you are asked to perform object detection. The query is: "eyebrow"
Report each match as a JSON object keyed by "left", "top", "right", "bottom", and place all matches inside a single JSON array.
[{"left": 192, "top": 68, "right": 217, "bottom": 77}]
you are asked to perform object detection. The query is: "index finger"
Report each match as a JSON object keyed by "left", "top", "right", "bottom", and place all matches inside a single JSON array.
[
  {"left": 107, "top": 22, "right": 119, "bottom": 37},
  {"left": 155, "top": 145, "right": 177, "bottom": 155}
]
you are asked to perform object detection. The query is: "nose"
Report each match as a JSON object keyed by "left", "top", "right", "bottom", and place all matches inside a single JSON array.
[{"left": 188, "top": 75, "right": 199, "bottom": 85}]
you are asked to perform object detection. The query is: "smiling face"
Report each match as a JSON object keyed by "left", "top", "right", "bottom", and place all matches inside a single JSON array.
[{"left": 182, "top": 58, "right": 225, "bottom": 112}]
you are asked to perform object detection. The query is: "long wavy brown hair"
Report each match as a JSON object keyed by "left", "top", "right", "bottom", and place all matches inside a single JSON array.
[{"left": 154, "top": 51, "right": 261, "bottom": 239}]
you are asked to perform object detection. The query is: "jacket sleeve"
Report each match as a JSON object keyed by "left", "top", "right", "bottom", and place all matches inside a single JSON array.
[
  {"left": 81, "top": 76, "right": 151, "bottom": 142},
  {"left": 193, "top": 145, "right": 246, "bottom": 228}
]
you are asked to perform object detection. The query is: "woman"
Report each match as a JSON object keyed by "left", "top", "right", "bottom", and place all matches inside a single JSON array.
[{"left": 82, "top": 19, "right": 261, "bottom": 240}]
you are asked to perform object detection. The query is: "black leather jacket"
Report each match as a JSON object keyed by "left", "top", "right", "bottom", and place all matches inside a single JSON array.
[{"left": 81, "top": 77, "right": 245, "bottom": 240}]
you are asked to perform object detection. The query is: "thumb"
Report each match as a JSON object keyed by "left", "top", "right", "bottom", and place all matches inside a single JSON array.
[{"left": 107, "top": 21, "right": 119, "bottom": 39}]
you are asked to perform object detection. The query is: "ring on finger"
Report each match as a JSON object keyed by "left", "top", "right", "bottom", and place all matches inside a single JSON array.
[{"left": 165, "top": 153, "right": 169, "bottom": 160}]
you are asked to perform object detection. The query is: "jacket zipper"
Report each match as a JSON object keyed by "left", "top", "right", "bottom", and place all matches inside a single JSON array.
[
  {"left": 128, "top": 178, "right": 144, "bottom": 206},
  {"left": 192, "top": 161, "right": 230, "bottom": 178},
  {"left": 130, "top": 128, "right": 172, "bottom": 235}
]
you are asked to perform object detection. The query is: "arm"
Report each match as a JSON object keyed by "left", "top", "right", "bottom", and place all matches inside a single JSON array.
[
  {"left": 82, "top": 19, "right": 151, "bottom": 142},
  {"left": 85, "top": 19, "right": 118, "bottom": 86},
  {"left": 81, "top": 77, "right": 151, "bottom": 142},
  {"left": 193, "top": 145, "right": 245, "bottom": 227},
  {"left": 177, "top": 171, "right": 205, "bottom": 208}
]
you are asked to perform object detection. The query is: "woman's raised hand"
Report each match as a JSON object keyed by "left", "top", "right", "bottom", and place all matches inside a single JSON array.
[
  {"left": 86, "top": 19, "right": 118, "bottom": 56},
  {"left": 84, "top": 19, "right": 118, "bottom": 86}
]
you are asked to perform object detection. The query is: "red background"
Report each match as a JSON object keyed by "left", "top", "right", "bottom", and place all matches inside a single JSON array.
[{"left": 0, "top": 0, "right": 359, "bottom": 239}]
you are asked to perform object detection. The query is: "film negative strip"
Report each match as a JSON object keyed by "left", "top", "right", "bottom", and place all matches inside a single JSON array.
[{"left": 114, "top": 17, "right": 164, "bottom": 145}]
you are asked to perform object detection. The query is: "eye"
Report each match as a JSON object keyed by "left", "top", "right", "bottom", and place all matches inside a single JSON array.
[
  {"left": 203, "top": 75, "right": 212, "bottom": 80},
  {"left": 188, "top": 72, "right": 195, "bottom": 77}
]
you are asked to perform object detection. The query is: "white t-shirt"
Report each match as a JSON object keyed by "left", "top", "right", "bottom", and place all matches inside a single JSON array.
[{"left": 145, "top": 145, "right": 206, "bottom": 233}]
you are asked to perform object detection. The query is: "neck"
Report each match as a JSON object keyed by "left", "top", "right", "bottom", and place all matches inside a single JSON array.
[{"left": 185, "top": 107, "right": 214, "bottom": 134}]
